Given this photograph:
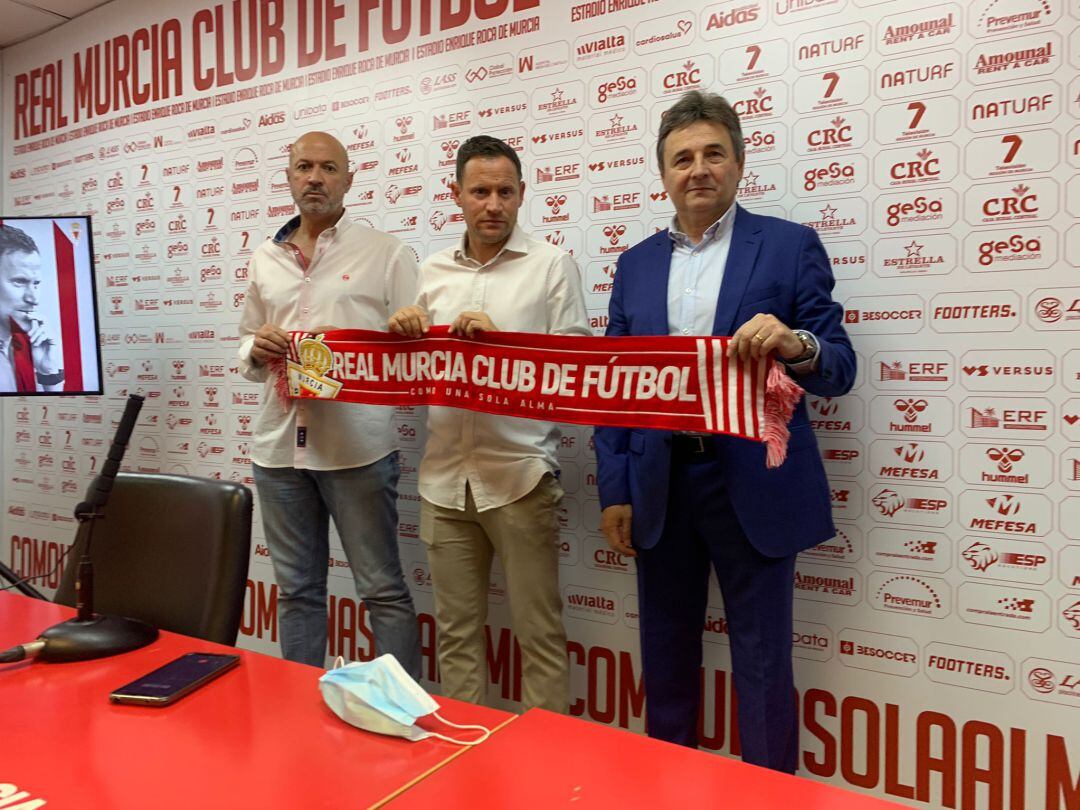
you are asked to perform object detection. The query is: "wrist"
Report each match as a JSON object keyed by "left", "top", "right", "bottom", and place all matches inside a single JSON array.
[
  {"left": 36, "top": 369, "right": 64, "bottom": 386},
  {"left": 779, "top": 330, "right": 817, "bottom": 365}
]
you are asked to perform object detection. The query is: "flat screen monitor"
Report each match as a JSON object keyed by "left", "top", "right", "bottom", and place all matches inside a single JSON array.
[{"left": 0, "top": 216, "right": 102, "bottom": 396}]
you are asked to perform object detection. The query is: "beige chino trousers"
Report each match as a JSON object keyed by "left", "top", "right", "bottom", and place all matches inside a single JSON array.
[{"left": 420, "top": 474, "right": 569, "bottom": 712}]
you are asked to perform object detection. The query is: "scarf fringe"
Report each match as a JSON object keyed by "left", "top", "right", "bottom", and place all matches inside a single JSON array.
[{"left": 763, "top": 362, "right": 805, "bottom": 469}]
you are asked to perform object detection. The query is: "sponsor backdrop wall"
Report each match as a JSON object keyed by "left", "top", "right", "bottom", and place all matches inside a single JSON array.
[{"left": 4, "top": 0, "right": 1080, "bottom": 804}]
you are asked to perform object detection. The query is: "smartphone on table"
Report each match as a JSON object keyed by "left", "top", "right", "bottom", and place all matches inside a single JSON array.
[{"left": 109, "top": 652, "right": 240, "bottom": 706}]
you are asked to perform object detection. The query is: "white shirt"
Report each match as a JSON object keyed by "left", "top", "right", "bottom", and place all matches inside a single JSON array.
[
  {"left": 0, "top": 335, "right": 18, "bottom": 392},
  {"left": 237, "top": 212, "right": 419, "bottom": 470},
  {"left": 416, "top": 226, "right": 590, "bottom": 511},
  {"left": 666, "top": 204, "right": 736, "bottom": 337}
]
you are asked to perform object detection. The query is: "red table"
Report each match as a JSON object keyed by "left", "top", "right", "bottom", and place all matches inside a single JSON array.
[
  {"left": 381, "top": 708, "right": 906, "bottom": 809},
  {"left": 0, "top": 593, "right": 513, "bottom": 810}
]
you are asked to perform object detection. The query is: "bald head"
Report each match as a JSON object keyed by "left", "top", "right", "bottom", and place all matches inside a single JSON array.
[{"left": 288, "top": 131, "right": 353, "bottom": 221}]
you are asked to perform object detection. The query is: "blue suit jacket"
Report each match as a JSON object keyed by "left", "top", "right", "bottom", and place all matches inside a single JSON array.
[{"left": 594, "top": 206, "right": 856, "bottom": 558}]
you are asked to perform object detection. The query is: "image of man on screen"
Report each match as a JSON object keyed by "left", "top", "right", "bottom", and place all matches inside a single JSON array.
[{"left": 0, "top": 224, "right": 63, "bottom": 393}]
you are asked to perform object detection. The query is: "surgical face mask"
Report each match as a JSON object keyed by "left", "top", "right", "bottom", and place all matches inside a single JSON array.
[{"left": 319, "top": 654, "right": 491, "bottom": 745}]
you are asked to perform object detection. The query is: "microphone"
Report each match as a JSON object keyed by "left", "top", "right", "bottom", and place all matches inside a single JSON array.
[
  {"left": 30, "top": 394, "right": 159, "bottom": 663},
  {"left": 0, "top": 640, "right": 45, "bottom": 664}
]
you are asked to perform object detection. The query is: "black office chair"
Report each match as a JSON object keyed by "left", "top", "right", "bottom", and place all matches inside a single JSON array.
[{"left": 54, "top": 473, "right": 253, "bottom": 645}]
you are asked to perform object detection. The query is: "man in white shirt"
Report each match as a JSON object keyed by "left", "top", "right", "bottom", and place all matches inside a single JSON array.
[
  {"left": 238, "top": 131, "right": 421, "bottom": 674},
  {"left": 0, "top": 224, "right": 63, "bottom": 393},
  {"left": 389, "top": 136, "right": 589, "bottom": 711}
]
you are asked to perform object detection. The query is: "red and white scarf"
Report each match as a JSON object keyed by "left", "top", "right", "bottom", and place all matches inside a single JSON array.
[{"left": 274, "top": 327, "right": 803, "bottom": 467}]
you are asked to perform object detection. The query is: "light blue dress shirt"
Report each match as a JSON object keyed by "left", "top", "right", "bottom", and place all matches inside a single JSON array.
[{"left": 666, "top": 206, "right": 736, "bottom": 337}]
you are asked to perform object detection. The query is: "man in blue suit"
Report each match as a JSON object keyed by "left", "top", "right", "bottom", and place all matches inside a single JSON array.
[{"left": 594, "top": 91, "right": 855, "bottom": 773}]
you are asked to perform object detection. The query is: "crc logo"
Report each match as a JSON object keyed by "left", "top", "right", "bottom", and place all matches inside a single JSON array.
[
  {"left": 734, "top": 87, "right": 773, "bottom": 117},
  {"left": 662, "top": 60, "right": 701, "bottom": 91},
  {"left": 983, "top": 183, "right": 1037, "bottom": 217},
  {"left": 894, "top": 398, "right": 928, "bottom": 423},
  {"left": 891, "top": 148, "right": 940, "bottom": 180},
  {"left": 808, "top": 116, "right": 852, "bottom": 148},
  {"left": 987, "top": 447, "right": 1024, "bottom": 472}
]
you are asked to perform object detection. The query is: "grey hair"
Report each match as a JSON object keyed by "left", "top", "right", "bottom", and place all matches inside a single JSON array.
[{"left": 656, "top": 90, "right": 744, "bottom": 171}]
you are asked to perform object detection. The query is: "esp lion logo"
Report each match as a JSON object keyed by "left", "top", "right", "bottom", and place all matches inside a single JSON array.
[
  {"left": 1063, "top": 601, "right": 1080, "bottom": 631},
  {"left": 873, "top": 489, "right": 906, "bottom": 517},
  {"left": 962, "top": 542, "right": 998, "bottom": 572}
]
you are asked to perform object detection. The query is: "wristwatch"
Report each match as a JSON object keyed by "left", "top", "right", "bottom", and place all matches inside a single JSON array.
[
  {"left": 36, "top": 370, "right": 65, "bottom": 386},
  {"left": 780, "top": 330, "right": 817, "bottom": 365}
]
